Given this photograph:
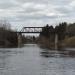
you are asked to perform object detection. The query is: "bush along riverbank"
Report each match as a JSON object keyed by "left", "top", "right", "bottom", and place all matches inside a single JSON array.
[
  {"left": 64, "top": 36, "right": 75, "bottom": 48},
  {"left": 0, "top": 27, "right": 18, "bottom": 48},
  {"left": 0, "top": 20, "right": 19, "bottom": 48}
]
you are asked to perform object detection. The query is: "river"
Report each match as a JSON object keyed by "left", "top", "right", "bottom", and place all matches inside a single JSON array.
[{"left": 0, "top": 44, "right": 75, "bottom": 75}]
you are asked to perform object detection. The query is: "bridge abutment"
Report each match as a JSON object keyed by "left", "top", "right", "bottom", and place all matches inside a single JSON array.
[
  {"left": 55, "top": 34, "right": 58, "bottom": 50},
  {"left": 17, "top": 33, "right": 23, "bottom": 47}
]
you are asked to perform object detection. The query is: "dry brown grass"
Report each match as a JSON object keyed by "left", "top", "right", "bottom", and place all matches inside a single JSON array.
[{"left": 64, "top": 36, "right": 75, "bottom": 47}]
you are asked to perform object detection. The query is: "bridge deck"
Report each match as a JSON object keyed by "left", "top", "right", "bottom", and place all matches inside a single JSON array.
[
  {"left": 16, "top": 32, "right": 41, "bottom": 33},
  {"left": 23, "top": 27, "right": 44, "bottom": 28}
]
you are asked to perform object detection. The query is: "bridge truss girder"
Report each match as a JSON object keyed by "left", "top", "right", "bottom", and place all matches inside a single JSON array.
[{"left": 20, "top": 27, "right": 43, "bottom": 33}]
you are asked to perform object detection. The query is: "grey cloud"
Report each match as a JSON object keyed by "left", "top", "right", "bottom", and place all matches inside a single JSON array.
[
  {"left": 49, "top": 0, "right": 71, "bottom": 5},
  {"left": 56, "top": 6, "right": 72, "bottom": 14},
  {"left": 55, "top": 6, "right": 75, "bottom": 18},
  {"left": 16, "top": 0, "right": 71, "bottom": 5},
  {"left": 15, "top": 13, "right": 58, "bottom": 22},
  {"left": 0, "top": 0, "right": 74, "bottom": 29},
  {"left": 0, "top": 0, "right": 17, "bottom": 9}
]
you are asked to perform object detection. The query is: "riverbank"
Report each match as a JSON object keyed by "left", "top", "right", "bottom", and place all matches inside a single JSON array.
[
  {"left": 64, "top": 36, "right": 75, "bottom": 48},
  {"left": 0, "top": 27, "right": 18, "bottom": 48},
  {"left": 37, "top": 36, "right": 75, "bottom": 50}
]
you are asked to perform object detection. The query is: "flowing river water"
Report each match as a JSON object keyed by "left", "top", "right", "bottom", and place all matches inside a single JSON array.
[{"left": 0, "top": 44, "right": 75, "bottom": 75}]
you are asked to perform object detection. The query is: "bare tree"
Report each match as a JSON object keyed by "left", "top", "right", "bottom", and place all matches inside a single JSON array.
[{"left": 0, "top": 19, "right": 11, "bottom": 30}]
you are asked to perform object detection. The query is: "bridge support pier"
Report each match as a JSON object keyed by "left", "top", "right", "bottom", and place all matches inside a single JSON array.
[
  {"left": 55, "top": 34, "right": 58, "bottom": 50},
  {"left": 17, "top": 33, "right": 22, "bottom": 47}
]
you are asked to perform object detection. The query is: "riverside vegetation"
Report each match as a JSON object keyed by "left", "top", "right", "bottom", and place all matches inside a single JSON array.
[
  {"left": 38, "top": 22, "right": 75, "bottom": 49},
  {"left": 0, "top": 21, "right": 75, "bottom": 48},
  {"left": 0, "top": 27, "right": 26, "bottom": 48},
  {"left": 0, "top": 27, "right": 18, "bottom": 47},
  {"left": 0, "top": 21, "right": 26, "bottom": 48}
]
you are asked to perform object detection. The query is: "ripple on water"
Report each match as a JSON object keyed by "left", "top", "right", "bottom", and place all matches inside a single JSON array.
[{"left": 0, "top": 45, "right": 75, "bottom": 75}]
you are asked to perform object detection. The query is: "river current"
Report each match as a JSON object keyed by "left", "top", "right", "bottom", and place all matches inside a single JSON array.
[{"left": 0, "top": 44, "right": 75, "bottom": 75}]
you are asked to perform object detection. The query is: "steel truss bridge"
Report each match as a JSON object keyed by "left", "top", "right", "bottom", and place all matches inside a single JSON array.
[
  {"left": 16, "top": 27, "right": 69, "bottom": 35},
  {"left": 17, "top": 27, "right": 44, "bottom": 33}
]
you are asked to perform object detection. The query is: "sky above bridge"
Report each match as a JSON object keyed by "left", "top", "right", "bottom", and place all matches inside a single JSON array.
[{"left": 0, "top": 0, "right": 75, "bottom": 30}]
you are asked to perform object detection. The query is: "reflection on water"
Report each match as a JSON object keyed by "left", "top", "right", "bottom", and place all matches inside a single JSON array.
[
  {"left": 0, "top": 44, "right": 75, "bottom": 75},
  {"left": 40, "top": 47, "right": 75, "bottom": 75},
  {"left": 0, "top": 48, "right": 24, "bottom": 75},
  {"left": 40, "top": 48, "right": 75, "bottom": 58}
]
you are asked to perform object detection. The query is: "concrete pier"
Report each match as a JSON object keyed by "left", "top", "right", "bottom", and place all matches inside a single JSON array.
[{"left": 55, "top": 34, "right": 58, "bottom": 50}]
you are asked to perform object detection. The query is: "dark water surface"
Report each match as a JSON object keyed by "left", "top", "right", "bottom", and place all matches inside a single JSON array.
[{"left": 0, "top": 44, "right": 75, "bottom": 75}]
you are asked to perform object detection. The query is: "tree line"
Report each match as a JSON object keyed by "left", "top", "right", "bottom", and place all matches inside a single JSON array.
[
  {"left": 0, "top": 21, "right": 18, "bottom": 47},
  {"left": 39, "top": 22, "right": 75, "bottom": 48},
  {"left": 40, "top": 22, "right": 75, "bottom": 41},
  {"left": 40, "top": 22, "right": 67, "bottom": 40}
]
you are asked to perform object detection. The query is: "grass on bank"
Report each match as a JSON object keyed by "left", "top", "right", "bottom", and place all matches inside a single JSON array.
[{"left": 64, "top": 36, "right": 75, "bottom": 48}]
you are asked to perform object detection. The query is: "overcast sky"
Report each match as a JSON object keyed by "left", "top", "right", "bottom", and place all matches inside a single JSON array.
[{"left": 0, "top": 0, "right": 75, "bottom": 30}]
